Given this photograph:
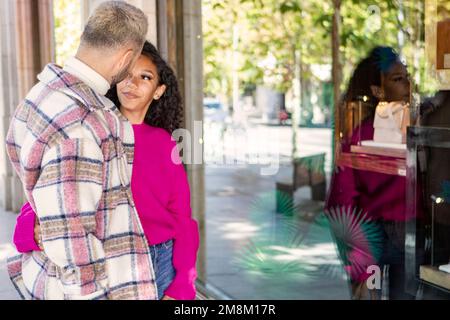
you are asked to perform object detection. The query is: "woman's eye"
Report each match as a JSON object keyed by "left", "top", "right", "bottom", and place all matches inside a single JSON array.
[{"left": 142, "top": 75, "right": 152, "bottom": 81}]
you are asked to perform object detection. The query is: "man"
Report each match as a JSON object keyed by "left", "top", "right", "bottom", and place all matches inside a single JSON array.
[{"left": 6, "top": 1, "right": 157, "bottom": 300}]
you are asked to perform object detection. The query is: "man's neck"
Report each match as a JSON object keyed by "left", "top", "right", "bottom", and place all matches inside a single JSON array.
[
  {"left": 75, "top": 52, "right": 111, "bottom": 84},
  {"left": 63, "top": 56, "right": 111, "bottom": 95}
]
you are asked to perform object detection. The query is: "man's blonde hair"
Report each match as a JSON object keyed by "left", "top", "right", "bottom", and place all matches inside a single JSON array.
[{"left": 81, "top": 1, "right": 148, "bottom": 50}]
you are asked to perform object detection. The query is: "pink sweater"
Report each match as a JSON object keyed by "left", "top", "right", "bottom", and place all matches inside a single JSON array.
[{"left": 13, "top": 123, "right": 199, "bottom": 300}]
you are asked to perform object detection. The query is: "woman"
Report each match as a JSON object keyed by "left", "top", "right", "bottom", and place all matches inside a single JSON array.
[
  {"left": 13, "top": 41, "right": 199, "bottom": 300},
  {"left": 326, "top": 46, "right": 413, "bottom": 299}
]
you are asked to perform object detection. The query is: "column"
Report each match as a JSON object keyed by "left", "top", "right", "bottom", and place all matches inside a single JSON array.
[
  {"left": 15, "top": 0, "right": 55, "bottom": 99},
  {"left": 0, "top": 0, "right": 55, "bottom": 212},
  {"left": 81, "top": 0, "right": 158, "bottom": 44},
  {"left": 0, "top": 1, "right": 20, "bottom": 211}
]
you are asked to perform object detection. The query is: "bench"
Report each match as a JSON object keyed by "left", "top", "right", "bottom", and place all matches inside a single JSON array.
[{"left": 276, "top": 153, "right": 327, "bottom": 214}]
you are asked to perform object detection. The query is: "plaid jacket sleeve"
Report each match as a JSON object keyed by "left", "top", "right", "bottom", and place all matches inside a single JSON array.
[{"left": 32, "top": 137, "right": 107, "bottom": 299}]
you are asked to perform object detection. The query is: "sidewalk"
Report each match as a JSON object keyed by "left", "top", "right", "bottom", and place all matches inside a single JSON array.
[
  {"left": 205, "top": 165, "right": 351, "bottom": 299},
  {"left": 0, "top": 209, "right": 20, "bottom": 299}
]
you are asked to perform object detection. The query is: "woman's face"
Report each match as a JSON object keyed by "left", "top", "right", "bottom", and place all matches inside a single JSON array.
[
  {"left": 382, "top": 62, "right": 411, "bottom": 103},
  {"left": 117, "top": 54, "right": 165, "bottom": 117}
]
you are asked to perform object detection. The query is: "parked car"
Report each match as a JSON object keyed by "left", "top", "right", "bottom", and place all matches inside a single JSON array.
[{"left": 203, "top": 98, "right": 229, "bottom": 123}]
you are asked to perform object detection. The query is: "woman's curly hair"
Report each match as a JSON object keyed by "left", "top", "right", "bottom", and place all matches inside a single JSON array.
[
  {"left": 343, "top": 46, "right": 401, "bottom": 108},
  {"left": 106, "top": 41, "right": 183, "bottom": 134}
]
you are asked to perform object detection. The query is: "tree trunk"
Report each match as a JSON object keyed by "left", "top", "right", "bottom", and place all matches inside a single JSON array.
[
  {"left": 292, "top": 47, "right": 302, "bottom": 159},
  {"left": 332, "top": 0, "right": 342, "bottom": 166},
  {"left": 232, "top": 24, "right": 241, "bottom": 124}
]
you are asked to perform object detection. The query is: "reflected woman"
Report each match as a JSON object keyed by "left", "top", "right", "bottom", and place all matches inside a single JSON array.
[{"left": 326, "top": 46, "right": 413, "bottom": 300}]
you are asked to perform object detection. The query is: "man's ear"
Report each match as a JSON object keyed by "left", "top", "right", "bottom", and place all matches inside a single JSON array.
[
  {"left": 117, "top": 48, "right": 135, "bottom": 70},
  {"left": 154, "top": 84, "right": 167, "bottom": 100},
  {"left": 370, "top": 85, "right": 384, "bottom": 100}
]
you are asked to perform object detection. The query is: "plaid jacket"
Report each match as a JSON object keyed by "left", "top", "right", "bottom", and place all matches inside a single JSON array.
[{"left": 5, "top": 64, "right": 158, "bottom": 300}]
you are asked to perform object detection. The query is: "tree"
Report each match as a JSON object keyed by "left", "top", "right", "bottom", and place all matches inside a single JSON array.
[
  {"left": 203, "top": 0, "right": 428, "bottom": 128},
  {"left": 203, "top": 0, "right": 332, "bottom": 97}
]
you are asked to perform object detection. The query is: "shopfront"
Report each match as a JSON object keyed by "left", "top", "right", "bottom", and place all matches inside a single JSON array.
[{"left": 329, "top": 0, "right": 450, "bottom": 299}]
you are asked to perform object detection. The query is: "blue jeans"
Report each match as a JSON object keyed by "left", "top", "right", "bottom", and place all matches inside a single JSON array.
[{"left": 149, "top": 239, "right": 176, "bottom": 300}]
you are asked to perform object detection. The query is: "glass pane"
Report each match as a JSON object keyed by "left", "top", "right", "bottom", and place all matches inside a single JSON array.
[{"left": 202, "top": 0, "right": 449, "bottom": 300}]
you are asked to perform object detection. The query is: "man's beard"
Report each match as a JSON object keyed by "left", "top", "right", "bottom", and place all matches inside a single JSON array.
[{"left": 111, "top": 60, "right": 132, "bottom": 87}]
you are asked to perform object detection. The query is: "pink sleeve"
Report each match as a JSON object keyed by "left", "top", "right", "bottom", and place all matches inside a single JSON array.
[
  {"left": 163, "top": 146, "right": 200, "bottom": 300},
  {"left": 13, "top": 202, "right": 42, "bottom": 253},
  {"left": 164, "top": 220, "right": 199, "bottom": 300}
]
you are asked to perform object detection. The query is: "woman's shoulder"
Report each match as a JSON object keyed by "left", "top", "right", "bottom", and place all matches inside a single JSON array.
[
  {"left": 136, "top": 123, "right": 171, "bottom": 139},
  {"left": 136, "top": 124, "right": 177, "bottom": 149}
]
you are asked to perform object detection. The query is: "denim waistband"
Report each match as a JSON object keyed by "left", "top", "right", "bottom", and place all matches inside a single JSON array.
[{"left": 150, "top": 239, "right": 173, "bottom": 249}]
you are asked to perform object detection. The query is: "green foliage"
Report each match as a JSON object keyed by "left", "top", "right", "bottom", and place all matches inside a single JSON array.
[
  {"left": 324, "top": 206, "right": 384, "bottom": 267},
  {"left": 203, "top": 0, "right": 429, "bottom": 101},
  {"left": 53, "top": 0, "right": 81, "bottom": 66}
]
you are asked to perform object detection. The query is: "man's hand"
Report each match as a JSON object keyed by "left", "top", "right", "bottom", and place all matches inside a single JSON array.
[
  {"left": 162, "top": 295, "right": 175, "bottom": 300},
  {"left": 34, "top": 217, "right": 43, "bottom": 250}
]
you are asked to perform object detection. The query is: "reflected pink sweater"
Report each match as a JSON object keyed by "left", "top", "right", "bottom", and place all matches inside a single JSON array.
[{"left": 13, "top": 123, "right": 199, "bottom": 300}]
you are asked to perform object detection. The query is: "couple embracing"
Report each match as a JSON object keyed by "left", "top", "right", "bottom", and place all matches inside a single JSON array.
[{"left": 6, "top": 1, "right": 199, "bottom": 300}]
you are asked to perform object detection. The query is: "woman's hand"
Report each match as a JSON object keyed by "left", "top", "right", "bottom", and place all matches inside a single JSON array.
[
  {"left": 34, "top": 217, "right": 43, "bottom": 250},
  {"left": 162, "top": 295, "right": 175, "bottom": 300}
]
